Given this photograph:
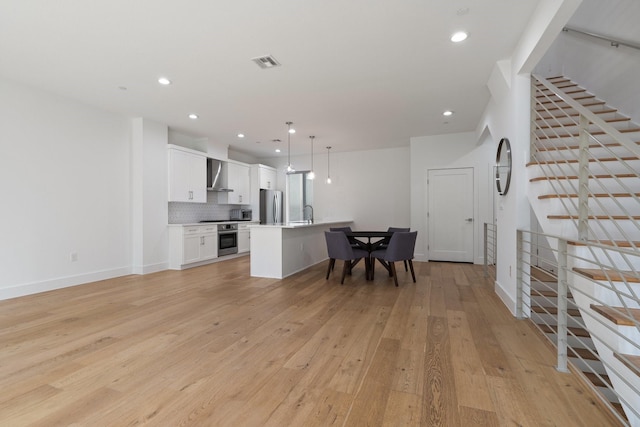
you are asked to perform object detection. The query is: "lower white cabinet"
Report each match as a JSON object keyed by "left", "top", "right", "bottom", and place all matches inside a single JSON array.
[
  {"left": 238, "top": 223, "right": 251, "bottom": 253},
  {"left": 169, "top": 225, "right": 218, "bottom": 269}
]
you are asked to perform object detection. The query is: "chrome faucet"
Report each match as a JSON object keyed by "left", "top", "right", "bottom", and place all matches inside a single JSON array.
[{"left": 303, "top": 204, "right": 314, "bottom": 224}]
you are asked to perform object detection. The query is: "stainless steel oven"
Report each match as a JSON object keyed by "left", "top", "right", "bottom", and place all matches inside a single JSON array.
[{"left": 218, "top": 223, "right": 238, "bottom": 256}]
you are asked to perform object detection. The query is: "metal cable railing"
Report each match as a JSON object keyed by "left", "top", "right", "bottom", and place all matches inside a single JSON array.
[
  {"left": 525, "top": 75, "right": 640, "bottom": 425},
  {"left": 517, "top": 229, "right": 640, "bottom": 426},
  {"left": 531, "top": 75, "right": 640, "bottom": 250},
  {"left": 484, "top": 222, "right": 497, "bottom": 280}
]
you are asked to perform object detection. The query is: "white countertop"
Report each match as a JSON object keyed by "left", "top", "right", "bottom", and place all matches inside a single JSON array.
[
  {"left": 168, "top": 221, "right": 259, "bottom": 227},
  {"left": 249, "top": 219, "right": 353, "bottom": 229}
]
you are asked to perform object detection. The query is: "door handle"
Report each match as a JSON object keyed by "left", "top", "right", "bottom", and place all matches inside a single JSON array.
[{"left": 465, "top": 218, "right": 473, "bottom": 222}]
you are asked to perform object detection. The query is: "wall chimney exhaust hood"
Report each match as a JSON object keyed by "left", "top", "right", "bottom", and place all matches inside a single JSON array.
[{"left": 207, "top": 158, "right": 234, "bottom": 192}]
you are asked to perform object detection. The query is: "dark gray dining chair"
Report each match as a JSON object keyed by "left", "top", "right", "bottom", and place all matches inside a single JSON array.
[
  {"left": 370, "top": 231, "right": 417, "bottom": 286},
  {"left": 380, "top": 227, "right": 410, "bottom": 270},
  {"left": 325, "top": 231, "right": 369, "bottom": 284},
  {"left": 330, "top": 226, "right": 359, "bottom": 245}
]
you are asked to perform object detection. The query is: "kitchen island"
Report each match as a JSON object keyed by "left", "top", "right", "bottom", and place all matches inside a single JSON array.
[{"left": 249, "top": 220, "right": 353, "bottom": 279}]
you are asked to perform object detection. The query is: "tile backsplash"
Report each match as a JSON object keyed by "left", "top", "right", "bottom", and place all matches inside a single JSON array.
[{"left": 168, "top": 193, "right": 250, "bottom": 224}]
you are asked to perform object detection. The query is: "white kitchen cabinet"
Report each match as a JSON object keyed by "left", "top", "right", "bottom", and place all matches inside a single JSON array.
[
  {"left": 218, "top": 161, "right": 250, "bottom": 205},
  {"left": 237, "top": 223, "right": 251, "bottom": 253},
  {"left": 258, "top": 165, "right": 277, "bottom": 190},
  {"left": 183, "top": 233, "right": 202, "bottom": 264},
  {"left": 168, "top": 146, "right": 206, "bottom": 203},
  {"left": 169, "top": 225, "right": 218, "bottom": 269}
]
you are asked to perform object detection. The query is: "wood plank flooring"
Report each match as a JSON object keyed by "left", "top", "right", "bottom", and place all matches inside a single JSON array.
[{"left": 0, "top": 258, "right": 622, "bottom": 426}]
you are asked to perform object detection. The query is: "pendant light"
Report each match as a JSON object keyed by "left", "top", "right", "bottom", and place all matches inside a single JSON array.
[
  {"left": 286, "top": 121, "right": 295, "bottom": 173},
  {"left": 308, "top": 136, "right": 315, "bottom": 180},
  {"left": 326, "top": 146, "right": 332, "bottom": 184}
]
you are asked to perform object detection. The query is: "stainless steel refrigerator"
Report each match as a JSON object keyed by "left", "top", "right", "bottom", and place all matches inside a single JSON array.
[{"left": 260, "top": 189, "right": 283, "bottom": 224}]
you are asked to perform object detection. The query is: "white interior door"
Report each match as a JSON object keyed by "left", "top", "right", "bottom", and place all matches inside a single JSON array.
[{"left": 428, "top": 168, "right": 474, "bottom": 262}]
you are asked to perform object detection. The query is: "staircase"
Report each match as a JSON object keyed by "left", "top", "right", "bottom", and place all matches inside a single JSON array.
[{"left": 525, "top": 75, "right": 640, "bottom": 425}]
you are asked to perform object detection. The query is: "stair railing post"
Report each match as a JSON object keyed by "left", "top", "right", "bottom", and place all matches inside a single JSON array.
[
  {"left": 578, "top": 114, "right": 590, "bottom": 241},
  {"left": 484, "top": 223, "right": 488, "bottom": 278},
  {"left": 516, "top": 230, "right": 524, "bottom": 319},
  {"left": 530, "top": 78, "right": 537, "bottom": 162},
  {"left": 557, "top": 238, "right": 569, "bottom": 373}
]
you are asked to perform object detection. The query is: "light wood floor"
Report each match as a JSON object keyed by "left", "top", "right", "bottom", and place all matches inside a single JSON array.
[{"left": 0, "top": 258, "right": 621, "bottom": 426}]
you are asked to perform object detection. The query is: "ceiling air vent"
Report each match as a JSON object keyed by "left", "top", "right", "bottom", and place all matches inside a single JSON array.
[{"left": 252, "top": 55, "right": 281, "bottom": 69}]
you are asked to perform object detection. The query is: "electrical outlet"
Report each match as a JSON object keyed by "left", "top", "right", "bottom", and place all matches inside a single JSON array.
[{"left": 70, "top": 252, "right": 78, "bottom": 262}]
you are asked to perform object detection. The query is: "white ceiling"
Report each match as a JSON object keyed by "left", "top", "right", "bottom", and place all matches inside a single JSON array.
[{"left": 0, "top": 0, "right": 542, "bottom": 159}]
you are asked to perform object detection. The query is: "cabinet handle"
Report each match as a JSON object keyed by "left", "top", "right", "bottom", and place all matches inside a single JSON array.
[
  {"left": 189, "top": 190, "right": 193, "bottom": 200},
  {"left": 200, "top": 236, "right": 204, "bottom": 245}
]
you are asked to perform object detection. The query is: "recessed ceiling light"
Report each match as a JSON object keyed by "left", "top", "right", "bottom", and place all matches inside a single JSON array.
[
  {"left": 288, "top": 128, "right": 296, "bottom": 134},
  {"left": 237, "top": 133, "right": 245, "bottom": 138},
  {"left": 188, "top": 113, "right": 198, "bottom": 119},
  {"left": 450, "top": 31, "right": 468, "bottom": 43},
  {"left": 275, "top": 149, "right": 281, "bottom": 153},
  {"left": 443, "top": 110, "right": 454, "bottom": 116},
  {"left": 158, "top": 77, "right": 171, "bottom": 85}
]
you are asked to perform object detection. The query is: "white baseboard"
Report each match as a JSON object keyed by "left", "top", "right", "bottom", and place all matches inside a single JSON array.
[
  {"left": 0, "top": 266, "right": 132, "bottom": 301},
  {"left": 131, "top": 261, "right": 169, "bottom": 275},
  {"left": 494, "top": 279, "right": 517, "bottom": 316}
]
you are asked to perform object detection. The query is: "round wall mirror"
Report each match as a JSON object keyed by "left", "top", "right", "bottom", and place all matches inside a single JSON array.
[{"left": 495, "top": 137, "right": 512, "bottom": 195}]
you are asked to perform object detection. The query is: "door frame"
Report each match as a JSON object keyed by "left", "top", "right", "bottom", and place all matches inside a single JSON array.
[{"left": 426, "top": 167, "right": 475, "bottom": 263}]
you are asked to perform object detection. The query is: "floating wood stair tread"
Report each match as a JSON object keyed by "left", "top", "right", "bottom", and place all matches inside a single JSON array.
[
  {"left": 538, "top": 324, "right": 591, "bottom": 338},
  {"left": 531, "top": 289, "right": 575, "bottom": 300},
  {"left": 590, "top": 304, "right": 640, "bottom": 326},
  {"left": 537, "top": 108, "right": 618, "bottom": 120},
  {"left": 537, "top": 77, "right": 569, "bottom": 86},
  {"left": 568, "top": 240, "right": 640, "bottom": 248},
  {"left": 536, "top": 100, "right": 607, "bottom": 112},
  {"left": 527, "top": 156, "right": 639, "bottom": 166},
  {"left": 568, "top": 347, "right": 600, "bottom": 361},
  {"left": 531, "top": 305, "right": 581, "bottom": 316},
  {"left": 583, "top": 371, "right": 613, "bottom": 388},
  {"left": 531, "top": 267, "right": 557, "bottom": 282},
  {"left": 538, "top": 94, "right": 596, "bottom": 104},
  {"left": 536, "top": 80, "right": 578, "bottom": 88},
  {"left": 547, "top": 215, "right": 640, "bottom": 220},
  {"left": 538, "top": 193, "right": 640, "bottom": 199},
  {"left": 532, "top": 289, "right": 559, "bottom": 297},
  {"left": 530, "top": 173, "right": 636, "bottom": 182},
  {"left": 545, "top": 76, "right": 570, "bottom": 82},
  {"left": 574, "top": 268, "right": 640, "bottom": 283},
  {"left": 536, "top": 128, "right": 640, "bottom": 139},
  {"left": 537, "top": 87, "right": 584, "bottom": 97},
  {"left": 533, "top": 142, "right": 626, "bottom": 152},
  {"left": 536, "top": 116, "right": 630, "bottom": 129},
  {"left": 614, "top": 353, "right": 640, "bottom": 377}
]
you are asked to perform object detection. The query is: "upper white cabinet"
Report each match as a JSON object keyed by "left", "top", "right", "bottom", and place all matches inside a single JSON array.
[
  {"left": 258, "top": 165, "right": 277, "bottom": 190},
  {"left": 218, "top": 161, "right": 250, "bottom": 205},
  {"left": 168, "top": 145, "right": 206, "bottom": 203}
]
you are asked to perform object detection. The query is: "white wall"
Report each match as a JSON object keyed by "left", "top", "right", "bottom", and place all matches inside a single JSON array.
[
  {"left": 0, "top": 78, "right": 132, "bottom": 299},
  {"left": 261, "top": 146, "right": 411, "bottom": 230},
  {"left": 131, "top": 118, "right": 169, "bottom": 274},
  {"left": 535, "top": 0, "right": 640, "bottom": 123},
  {"left": 478, "top": 0, "right": 581, "bottom": 313},
  {"left": 409, "top": 132, "right": 495, "bottom": 263}
]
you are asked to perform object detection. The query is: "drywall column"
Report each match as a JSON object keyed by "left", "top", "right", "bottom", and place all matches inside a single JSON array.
[{"left": 131, "top": 118, "right": 169, "bottom": 274}]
